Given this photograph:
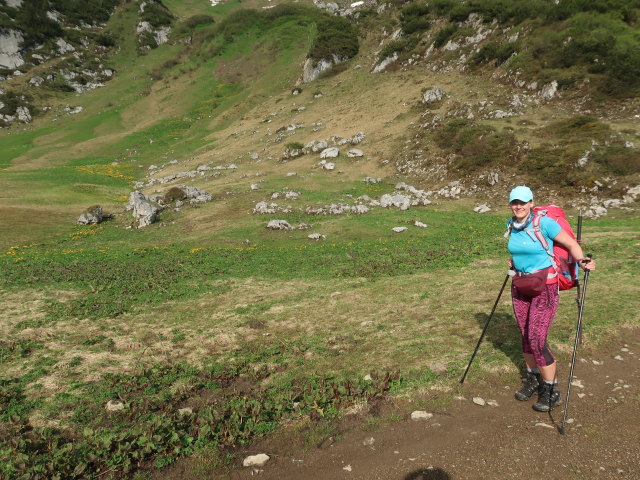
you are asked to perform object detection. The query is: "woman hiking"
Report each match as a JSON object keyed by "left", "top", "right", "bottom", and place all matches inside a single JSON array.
[{"left": 507, "top": 186, "right": 595, "bottom": 412}]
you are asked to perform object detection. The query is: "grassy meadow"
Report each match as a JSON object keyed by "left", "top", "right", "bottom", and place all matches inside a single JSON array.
[{"left": 1, "top": 0, "right": 639, "bottom": 478}]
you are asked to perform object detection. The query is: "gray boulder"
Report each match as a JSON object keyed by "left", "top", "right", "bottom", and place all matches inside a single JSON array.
[
  {"left": 267, "top": 219, "right": 292, "bottom": 231},
  {"left": 128, "top": 191, "right": 162, "bottom": 228},
  {"left": 380, "top": 194, "right": 411, "bottom": 210},
  {"left": 422, "top": 87, "right": 446, "bottom": 105},
  {"left": 320, "top": 147, "right": 339, "bottom": 159},
  {"left": 77, "top": 205, "right": 104, "bottom": 225}
]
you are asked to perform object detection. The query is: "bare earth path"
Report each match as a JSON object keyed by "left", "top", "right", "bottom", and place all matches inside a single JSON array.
[{"left": 226, "top": 329, "right": 640, "bottom": 480}]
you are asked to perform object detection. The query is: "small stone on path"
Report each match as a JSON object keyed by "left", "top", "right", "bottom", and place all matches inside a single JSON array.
[
  {"left": 472, "top": 397, "right": 486, "bottom": 406},
  {"left": 535, "top": 422, "right": 555, "bottom": 429},
  {"left": 243, "top": 454, "right": 270, "bottom": 468},
  {"left": 106, "top": 400, "right": 124, "bottom": 412},
  {"left": 362, "top": 437, "right": 375, "bottom": 446},
  {"left": 614, "top": 355, "right": 624, "bottom": 361},
  {"left": 487, "top": 400, "right": 499, "bottom": 407},
  {"left": 343, "top": 464, "right": 352, "bottom": 472},
  {"left": 411, "top": 410, "right": 433, "bottom": 420}
]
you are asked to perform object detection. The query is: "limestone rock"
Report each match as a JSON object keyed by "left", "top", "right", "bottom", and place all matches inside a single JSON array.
[
  {"left": 128, "top": 191, "right": 162, "bottom": 228},
  {"left": 392, "top": 226, "right": 408, "bottom": 233},
  {"left": 267, "top": 219, "right": 292, "bottom": 231},
  {"left": 106, "top": 400, "right": 124, "bottom": 412},
  {"left": 320, "top": 147, "right": 339, "bottom": 159},
  {"left": 410, "top": 410, "right": 433, "bottom": 421},
  {"left": 422, "top": 87, "right": 446, "bottom": 105},
  {"left": 77, "top": 205, "right": 104, "bottom": 225},
  {"left": 539, "top": 81, "right": 558, "bottom": 100},
  {"left": 474, "top": 203, "right": 491, "bottom": 213},
  {"left": 347, "top": 148, "right": 364, "bottom": 158},
  {"left": 243, "top": 454, "right": 270, "bottom": 468},
  {"left": 380, "top": 194, "right": 411, "bottom": 210},
  {"left": 372, "top": 52, "right": 398, "bottom": 73}
]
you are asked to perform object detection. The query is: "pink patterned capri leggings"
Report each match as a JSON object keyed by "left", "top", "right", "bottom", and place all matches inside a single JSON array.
[{"left": 511, "top": 283, "right": 559, "bottom": 367}]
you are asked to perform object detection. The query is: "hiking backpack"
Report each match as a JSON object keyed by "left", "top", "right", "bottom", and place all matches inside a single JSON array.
[{"left": 506, "top": 205, "right": 579, "bottom": 291}]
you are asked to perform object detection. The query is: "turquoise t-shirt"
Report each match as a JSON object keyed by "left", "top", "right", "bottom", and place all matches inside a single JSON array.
[{"left": 507, "top": 216, "right": 562, "bottom": 273}]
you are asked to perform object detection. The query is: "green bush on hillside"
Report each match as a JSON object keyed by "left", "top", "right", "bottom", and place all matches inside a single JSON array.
[
  {"left": 435, "top": 119, "right": 519, "bottom": 171},
  {"left": 140, "top": 0, "right": 174, "bottom": 27},
  {"left": 400, "top": 3, "right": 431, "bottom": 34},
  {"left": 309, "top": 16, "right": 359, "bottom": 61},
  {"left": 50, "top": 0, "right": 122, "bottom": 25},
  {"left": 433, "top": 23, "right": 458, "bottom": 48},
  {"left": 470, "top": 40, "right": 517, "bottom": 66},
  {"left": 14, "top": 0, "right": 63, "bottom": 49}
]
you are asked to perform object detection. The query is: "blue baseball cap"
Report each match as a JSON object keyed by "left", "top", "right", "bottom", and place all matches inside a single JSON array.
[{"left": 509, "top": 186, "right": 533, "bottom": 203}]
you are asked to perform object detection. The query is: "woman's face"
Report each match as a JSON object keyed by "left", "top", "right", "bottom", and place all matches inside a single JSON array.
[{"left": 510, "top": 199, "right": 532, "bottom": 221}]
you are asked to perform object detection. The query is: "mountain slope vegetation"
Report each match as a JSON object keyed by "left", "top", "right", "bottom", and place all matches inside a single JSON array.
[{"left": 0, "top": 0, "right": 639, "bottom": 477}]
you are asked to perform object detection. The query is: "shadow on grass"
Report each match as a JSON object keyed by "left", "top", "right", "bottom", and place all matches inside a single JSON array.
[{"left": 474, "top": 310, "right": 524, "bottom": 373}]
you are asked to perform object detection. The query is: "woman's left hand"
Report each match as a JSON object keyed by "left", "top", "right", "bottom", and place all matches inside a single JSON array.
[{"left": 580, "top": 258, "right": 596, "bottom": 271}]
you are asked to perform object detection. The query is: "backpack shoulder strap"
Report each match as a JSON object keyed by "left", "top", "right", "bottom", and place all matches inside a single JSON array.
[{"left": 504, "top": 217, "right": 515, "bottom": 238}]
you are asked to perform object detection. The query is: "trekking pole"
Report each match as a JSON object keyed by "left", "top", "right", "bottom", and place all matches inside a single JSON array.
[
  {"left": 460, "top": 273, "right": 511, "bottom": 384},
  {"left": 560, "top": 255, "right": 592, "bottom": 435},
  {"left": 575, "top": 212, "right": 584, "bottom": 344}
]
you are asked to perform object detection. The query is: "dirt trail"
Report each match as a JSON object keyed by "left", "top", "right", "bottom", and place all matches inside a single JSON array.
[{"left": 228, "top": 329, "right": 640, "bottom": 480}]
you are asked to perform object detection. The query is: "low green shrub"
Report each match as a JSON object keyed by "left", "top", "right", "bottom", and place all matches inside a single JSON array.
[
  {"left": 140, "top": 0, "right": 174, "bottom": 27},
  {"left": 592, "top": 146, "right": 640, "bottom": 175},
  {"left": 436, "top": 119, "right": 519, "bottom": 171},
  {"left": 183, "top": 14, "right": 215, "bottom": 29},
  {"left": 379, "top": 36, "right": 418, "bottom": 61},
  {"left": 309, "top": 16, "right": 359, "bottom": 61},
  {"left": 433, "top": 23, "right": 458, "bottom": 48},
  {"left": 470, "top": 41, "right": 517, "bottom": 66},
  {"left": 400, "top": 3, "right": 431, "bottom": 35}
]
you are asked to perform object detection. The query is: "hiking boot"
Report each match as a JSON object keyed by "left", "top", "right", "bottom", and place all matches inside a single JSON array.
[
  {"left": 514, "top": 371, "right": 541, "bottom": 401},
  {"left": 532, "top": 382, "right": 562, "bottom": 412}
]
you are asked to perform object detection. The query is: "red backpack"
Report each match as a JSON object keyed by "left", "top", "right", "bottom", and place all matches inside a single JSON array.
[{"left": 531, "top": 205, "right": 579, "bottom": 291}]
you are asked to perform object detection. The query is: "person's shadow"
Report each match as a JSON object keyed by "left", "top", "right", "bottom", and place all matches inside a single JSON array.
[
  {"left": 474, "top": 310, "right": 524, "bottom": 373},
  {"left": 404, "top": 467, "right": 451, "bottom": 479}
]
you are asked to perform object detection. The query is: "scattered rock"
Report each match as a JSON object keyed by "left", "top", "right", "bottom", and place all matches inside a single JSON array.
[
  {"left": 486, "top": 400, "right": 499, "bottom": 407},
  {"left": 308, "top": 233, "right": 326, "bottom": 240},
  {"left": 347, "top": 149, "right": 364, "bottom": 158},
  {"left": 320, "top": 147, "right": 339, "bottom": 159},
  {"left": 372, "top": 52, "right": 398, "bottom": 73},
  {"left": 411, "top": 411, "right": 433, "bottom": 421},
  {"left": 343, "top": 464, "right": 352, "bottom": 472},
  {"left": 414, "top": 221, "right": 427, "bottom": 228},
  {"left": 251, "top": 184, "right": 261, "bottom": 190},
  {"left": 363, "top": 374, "right": 372, "bottom": 381},
  {"left": 364, "top": 176, "right": 381, "bottom": 184},
  {"left": 127, "top": 191, "right": 162, "bottom": 228},
  {"left": 267, "top": 219, "right": 293, "bottom": 231},
  {"left": 539, "top": 80, "right": 558, "bottom": 100},
  {"left": 243, "top": 454, "right": 270, "bottom": 468},
  {"left": 77, "top": 205, "right": 104, "bottom": 225},
  {"left": 535, "top": 422, "right": 555, "bottom": 429},
  {"left": 472, "top": 397, "right": 486, "bottom": 406},
  {"left": 381, "top": 194, "right": 411, "bottom": 210},
  {"left": 362, "top": 437, "right": 375, "bottom": 446},
  {"left": 323, "top": 162, "right": 336, "bottom": 171},
  {"left": 422, "top": 87, "right": 446, "bottom": 105},
  {"left": 177, "top": 407, "right": 193, "bottom": 417},
  {"left": 614, "top": 355, "right": 624, "bottom": 361},
  {"left": 392, "top": 226, "right": 408, "bottom": 233},
  {"left": 474, "top": 203, "right": 491, "bottom": 213},
  {"left": 106, "top": 400, "right": 124, "bottom": 412}
]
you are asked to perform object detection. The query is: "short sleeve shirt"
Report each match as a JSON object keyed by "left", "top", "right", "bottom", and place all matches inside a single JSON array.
[{"left": 507, "top": 216, "right": 562, "bottom": 274}]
